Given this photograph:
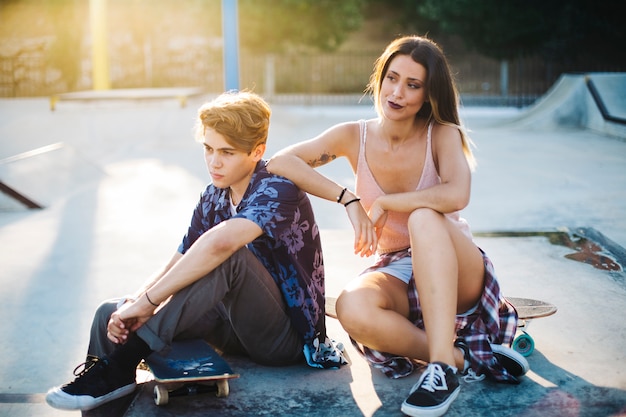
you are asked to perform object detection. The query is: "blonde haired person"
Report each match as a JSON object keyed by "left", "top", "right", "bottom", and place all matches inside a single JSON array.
[
  {"left": 46, "top": 91, "right": 345, "bottom": 411},
  {"left": 268, "top": 36, "right": 527, "bottom": 416}
]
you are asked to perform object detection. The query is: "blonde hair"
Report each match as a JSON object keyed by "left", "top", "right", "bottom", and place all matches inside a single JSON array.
[
  {"left": 195, "top": 91, "right": 271, "bottom": 154},
  {"left": 366, "top": 35, "right": 476, "bottom": 170}
]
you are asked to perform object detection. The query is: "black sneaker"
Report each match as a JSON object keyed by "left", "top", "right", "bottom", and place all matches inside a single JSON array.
[
  {"left": 491, "top": 344, "right": 529, "bottom": 377},
  {"left": 401, "top": 362, "right": 460, "bottom": 417},
  {"left": 454, "top": 339, "right": 485, "bottom": 382},
  {"left": 454, "top": 339, "right": 471, "bottom": 374},
  {"left": 46, "top": 356, "right": 136, "bottom": 411}
]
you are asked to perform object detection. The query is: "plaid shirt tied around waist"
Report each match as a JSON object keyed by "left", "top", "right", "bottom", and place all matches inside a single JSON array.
[{"left": 356, "top": 247, "right": 520, "bottom": 384}]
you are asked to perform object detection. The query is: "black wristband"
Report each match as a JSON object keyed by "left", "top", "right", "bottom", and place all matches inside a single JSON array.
[
  {"left": 336, "top": 187, "right": 347, "bottom": 204},
  {"left": 145, "top": 292, "right": 159, "bottom": 307},
  {"left": 343, "top": 198, "right": 361, "bottom": 207}
]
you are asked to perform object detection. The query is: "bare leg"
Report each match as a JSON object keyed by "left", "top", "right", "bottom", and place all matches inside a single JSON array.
[
  {"left": 337, "top": 207, "right": 484, "bottom": 371},
  {"left": 336, "top": 272, "right": 466, "bottom": 370},
  {"left": 408, "top": 208, "right": 484, "bottom": 367}
]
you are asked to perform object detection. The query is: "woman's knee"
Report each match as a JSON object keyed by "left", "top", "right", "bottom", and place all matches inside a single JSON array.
[
  {"left": 408, "top": 207, "right": 444, "bottom": 230},
  {"left": 336, "top": 291, "right": 362, "bottom": 331},
  {"left": 336, "top": 288, "right": 384, "bottom": 340}
]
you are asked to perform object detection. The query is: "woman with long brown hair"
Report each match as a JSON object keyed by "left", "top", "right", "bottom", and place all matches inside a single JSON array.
[{"left": 268, "top": 35, "right": 527, "bottom": 416}]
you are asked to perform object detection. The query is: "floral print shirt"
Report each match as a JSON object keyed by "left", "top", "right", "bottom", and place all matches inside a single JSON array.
[{"left": 178, "top": 160, "right": 326, "bottom": 349}]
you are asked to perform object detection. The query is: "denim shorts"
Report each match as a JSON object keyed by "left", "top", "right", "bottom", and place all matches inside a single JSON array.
[
  {"left": 369, "top": 255, "right": 414, "bottom": 284},
  {"left": 366, "top": 253, "right": 480, "bottom": 316}
]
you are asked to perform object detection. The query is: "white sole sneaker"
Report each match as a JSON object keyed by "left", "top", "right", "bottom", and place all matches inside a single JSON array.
[
  {"left": 400, "top": 386, "right": 460, "bottom": 417},
  {"left": 491, "top": 344, "right": 529, "bottom": 377},
  {"left": 45, "top": 382, "right": 136, "bottom": 411}
]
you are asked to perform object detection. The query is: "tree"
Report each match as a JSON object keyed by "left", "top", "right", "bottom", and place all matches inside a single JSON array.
[
  {"left": 537, "top": 0, "right": 626, "bottom": 66},
  {"left": 384, "top": 0, "right": 626, "bottom": 65},
  {"left": 238, "top": 0, "right": 366, "bottom": 53}
]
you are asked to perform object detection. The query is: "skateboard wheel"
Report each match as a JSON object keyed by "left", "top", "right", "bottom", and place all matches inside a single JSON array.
[
  {"left": 513, "top": 333, "right": 535, "bottom": 357},
  {"left": 154, "top": 385, "right": 169, "bottom": 405},
  {"left": 216, "top": 380, "right": 229, "bottom": 397}
]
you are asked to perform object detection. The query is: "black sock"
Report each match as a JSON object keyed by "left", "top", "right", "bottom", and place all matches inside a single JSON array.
[{"left": 109, "top": 334, "right": 152, "bottom": 370}]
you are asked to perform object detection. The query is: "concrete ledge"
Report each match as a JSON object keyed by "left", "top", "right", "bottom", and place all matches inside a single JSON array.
[{"left": 49, "top": 87, "right": 207, "bottom": 111}]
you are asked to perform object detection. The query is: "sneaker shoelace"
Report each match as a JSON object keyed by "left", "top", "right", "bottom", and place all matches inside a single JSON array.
[
  {"left": 417, "top": 363, "right": 447, "bottom": 393},
  {"left": 455, "top": 338, "right": 486, "bottom": 383},
  {"left": 72, "top": 355, "right": 103, "bottom": 379},
  {"left": 462, "top": 368, "right": 486, "bottom": 383}
]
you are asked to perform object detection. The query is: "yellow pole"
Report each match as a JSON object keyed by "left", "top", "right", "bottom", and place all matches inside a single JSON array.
[{"left": 90, "top": 0, "right": 110, "bottom": 90}]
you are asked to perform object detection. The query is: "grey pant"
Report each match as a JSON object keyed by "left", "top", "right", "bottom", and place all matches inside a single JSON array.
[{"left": 88, "top": 248, "right": 303, "bottom": 366}]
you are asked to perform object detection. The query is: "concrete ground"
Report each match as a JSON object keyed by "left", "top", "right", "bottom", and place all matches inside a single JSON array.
[{"left": 0, "top": 90, "right": 625, "bottom": 416}]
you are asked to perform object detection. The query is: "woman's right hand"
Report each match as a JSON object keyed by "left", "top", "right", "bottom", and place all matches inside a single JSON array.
[{"left": 346, "top": 201, "right": 378, "bottom": 257}]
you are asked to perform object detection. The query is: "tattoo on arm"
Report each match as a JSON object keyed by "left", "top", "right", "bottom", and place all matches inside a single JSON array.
[{"left": 308, "top": 152, "right": 336, "bottom": 167}]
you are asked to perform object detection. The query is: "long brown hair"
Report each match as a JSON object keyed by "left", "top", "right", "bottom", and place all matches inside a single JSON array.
[{"left": 366, "top": 35, "right": 476, "bottom": 169}]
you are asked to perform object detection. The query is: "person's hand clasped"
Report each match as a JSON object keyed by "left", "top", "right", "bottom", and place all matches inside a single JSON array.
[
  {"left": 346, "top": 200, "right": 378, "bottom": 257},
  {"left": 367, "top": 200, "right": 388, "bottom": 244},
  {"left": 106, "top": 295, "right": 156, "bottom": 344}
]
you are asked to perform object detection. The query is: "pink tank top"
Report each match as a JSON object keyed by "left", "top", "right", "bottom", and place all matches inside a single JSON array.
[{"left": 355, "top": 120, "right": 472, "bottom": 253}]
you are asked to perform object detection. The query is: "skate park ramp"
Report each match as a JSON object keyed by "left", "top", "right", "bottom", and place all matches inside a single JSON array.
[
  {"left": 0, "top": 142, "right": 104, "bottom": 211},
  {"left": 503, "top": 72, "right": 626, "bottom": 139}
]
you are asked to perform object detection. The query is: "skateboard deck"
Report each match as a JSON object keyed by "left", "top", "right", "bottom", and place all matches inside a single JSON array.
[
  {"left": 324, "top": 296, "right": 557, "bottom": 356},
  {"left": 145, "top": 339, "right": 239, "bottom": 406},
  {"left": 325, "top": 296, "right": 338, "bottom": 319},
  {"left": 506, "top": 297, "right": 557, "bottom": 356}
]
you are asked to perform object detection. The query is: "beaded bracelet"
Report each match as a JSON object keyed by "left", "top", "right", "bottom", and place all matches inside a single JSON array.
[{"left": 343, "top": 198, "right": 361, "bottom": 207}]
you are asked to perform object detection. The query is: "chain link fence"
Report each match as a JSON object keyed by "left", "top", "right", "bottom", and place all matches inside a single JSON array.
[{"left": 1, "top": 47, "right": 623, "bottom": 107}]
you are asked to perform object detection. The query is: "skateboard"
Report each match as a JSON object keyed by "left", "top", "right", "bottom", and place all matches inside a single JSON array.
[
  {"left": 506, "top": 297, "right": 557, "bottom": 357},
  {"left": 144, "top": 339, "right": 239, "bottom": 406},
  {"left": 325, "top": 296, "right": 338, "bottom": 319},
  {"left": 324, "top": 296, "right": 557, "bottom": 357}
]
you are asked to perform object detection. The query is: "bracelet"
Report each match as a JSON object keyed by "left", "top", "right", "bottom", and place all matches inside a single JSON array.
[
  {"left": 343, "top": 197, "right": 361, "bottom": 207},
  {"left": 145, "top": 292, "right": 159, "bottom": 307},
  {"left": 336, "top": 187, "right": 347, "bottom": 204}
]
